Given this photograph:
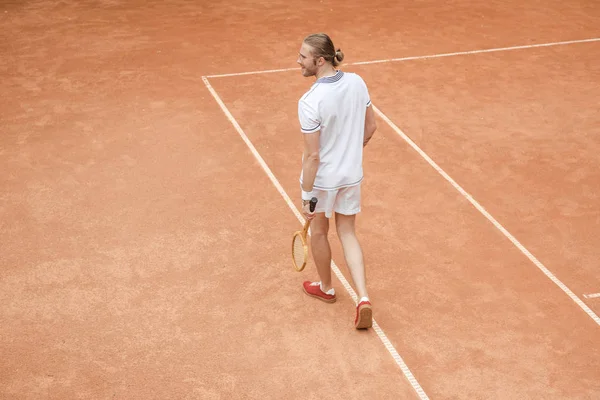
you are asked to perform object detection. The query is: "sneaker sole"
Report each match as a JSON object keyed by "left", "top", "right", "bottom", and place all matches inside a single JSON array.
[
  {"left": 302, "top": 287, "right": 337, "bottom": 303},
  {"left": 355, "top": 304, "right": 372, "bottom": 329}
]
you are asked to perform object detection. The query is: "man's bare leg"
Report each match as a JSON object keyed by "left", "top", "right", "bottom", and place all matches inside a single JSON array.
[
  {"left": 310, "top": 213, "right": 333, "bottom": 292},
  {"left": 334, "top": 213, "right": 368, "bottom": 299}
]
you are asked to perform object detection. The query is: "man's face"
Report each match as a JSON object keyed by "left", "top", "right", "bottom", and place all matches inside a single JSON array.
[{"left": 297, "top": 42, "right": 319, "bottom": 77}]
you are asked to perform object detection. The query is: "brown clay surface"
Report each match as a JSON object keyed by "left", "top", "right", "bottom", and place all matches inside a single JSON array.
[{"left": 2, "top": 0, "right": 599, "bottom": 399}]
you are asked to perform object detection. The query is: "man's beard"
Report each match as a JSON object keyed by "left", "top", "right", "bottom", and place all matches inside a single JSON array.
[{"left": 302, "top": 64, "right": 317, "bottom": 77}]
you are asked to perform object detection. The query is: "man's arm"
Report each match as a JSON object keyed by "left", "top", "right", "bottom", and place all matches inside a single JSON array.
[
  {"left": 301, "top": 131, "right": 320, "bottom": 195},
  {"left": 363, "top": 105, "right": 377, "bottom": 147}
]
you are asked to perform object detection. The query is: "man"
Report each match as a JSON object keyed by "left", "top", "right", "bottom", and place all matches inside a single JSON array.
[{"left": 296, "top": 33, "right": 377, "bottom": 329}]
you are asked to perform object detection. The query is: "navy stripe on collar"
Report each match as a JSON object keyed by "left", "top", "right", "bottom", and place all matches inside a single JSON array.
[{"left": 316, "top": 70, "right": 344, "bottom": 84}]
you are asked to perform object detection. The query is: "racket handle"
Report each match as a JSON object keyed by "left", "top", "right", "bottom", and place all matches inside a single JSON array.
[{"left": 310, "top": 197, "right": 318, "bottom": 212}]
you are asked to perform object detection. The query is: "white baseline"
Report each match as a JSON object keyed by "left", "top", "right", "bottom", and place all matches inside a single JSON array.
[{"left": 206, "top": 37, "right": 600, "bottom": 78}]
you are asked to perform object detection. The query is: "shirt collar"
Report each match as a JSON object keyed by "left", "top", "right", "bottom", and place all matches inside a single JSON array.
[{"left": 316, "top": 70, "right": 344, "bottom": 84}]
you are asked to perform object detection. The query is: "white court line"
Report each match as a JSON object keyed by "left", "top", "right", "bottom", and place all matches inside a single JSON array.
[
  {"left": 206, "top": 37, "right": 600, "bottom": 78},
  {"left": 373, "top": 105, "right": 600, "bottom": 327},
  {"left": 202, "top": 76, "right": 430, "bottom": 400},
  {"left": 584, "top": 293, "right": 600, "bottom": 299}
]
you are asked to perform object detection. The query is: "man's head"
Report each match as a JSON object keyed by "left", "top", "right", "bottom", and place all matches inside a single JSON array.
[{"left": 297, "top": 33, "right": 344, "bottom": 78}]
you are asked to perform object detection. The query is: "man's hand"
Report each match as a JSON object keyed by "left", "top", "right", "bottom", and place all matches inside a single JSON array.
[{"left": 302, "top": 199, "right": 316, "bottom": 221}]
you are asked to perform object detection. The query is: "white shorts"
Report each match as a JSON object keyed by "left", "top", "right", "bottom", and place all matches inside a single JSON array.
[{"left": 304, "top": 185, "right": 361, "bottom": 218}]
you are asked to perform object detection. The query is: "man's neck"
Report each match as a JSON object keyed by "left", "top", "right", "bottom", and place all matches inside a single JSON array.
[{"left": 315, "top": 66, "right": 337, "bottom": 80}]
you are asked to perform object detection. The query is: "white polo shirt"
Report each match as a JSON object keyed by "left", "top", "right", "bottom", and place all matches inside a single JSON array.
[{"left": 298, "top": 70, "right": 371, "bottom": 190}]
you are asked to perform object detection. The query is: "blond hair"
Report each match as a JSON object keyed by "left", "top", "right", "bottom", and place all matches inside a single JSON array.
[{"left": 303, "top": 33, "right": 344, "bottom": 67}]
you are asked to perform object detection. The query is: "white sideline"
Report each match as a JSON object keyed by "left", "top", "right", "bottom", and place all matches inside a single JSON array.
[
  {"left": 202, "top": 76, "right": 431, "bottom": 400},
  {"left": 373, "top": 105, "right": 600, "bottom": 327}
]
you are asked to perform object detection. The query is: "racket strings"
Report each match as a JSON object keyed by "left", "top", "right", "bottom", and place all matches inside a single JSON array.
[{"left": 292, "top": 234, "right": 306, "bottom": 268}]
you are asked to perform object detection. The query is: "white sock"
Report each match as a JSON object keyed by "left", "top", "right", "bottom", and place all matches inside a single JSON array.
[
  {"left": 320, "top": 282, "right": 335, "bottom": 295},
  {"left": 359, "top": 296, "right": 370, "bottom": 303}
]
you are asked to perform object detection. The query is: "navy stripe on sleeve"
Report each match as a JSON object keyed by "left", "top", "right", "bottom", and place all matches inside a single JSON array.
[{"left": 301, "top": 123, "right": 321, "bottom": 133}]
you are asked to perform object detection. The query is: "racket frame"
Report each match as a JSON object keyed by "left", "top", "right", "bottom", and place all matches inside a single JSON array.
[{"left": 291, "top": 197, "right": 318, "bottom": 272}]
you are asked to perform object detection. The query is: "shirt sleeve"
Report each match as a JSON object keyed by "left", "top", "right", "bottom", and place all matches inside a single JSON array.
[{"left": 298, "top": 99, "right": 321, "bottom": 133}]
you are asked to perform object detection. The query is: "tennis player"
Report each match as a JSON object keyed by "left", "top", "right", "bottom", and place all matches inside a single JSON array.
[{"left": 297, "top": 33, "right": 377, "bottom": 329}]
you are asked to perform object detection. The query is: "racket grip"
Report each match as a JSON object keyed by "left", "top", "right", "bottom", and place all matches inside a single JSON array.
[{"left": 310, "top": 197, "right": 318, "bottom": 212}]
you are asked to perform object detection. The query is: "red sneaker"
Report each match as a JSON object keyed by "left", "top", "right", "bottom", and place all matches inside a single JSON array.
[
  {"left": 355, "top": 300, "right": 372, "bottom": 329},
  {"left": 302, "top": 281, "right": 336, "bottom": 303}
]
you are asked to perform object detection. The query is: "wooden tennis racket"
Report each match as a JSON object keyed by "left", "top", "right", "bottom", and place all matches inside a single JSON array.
[{"left": 291, "top": 197, "right": 318, "bottom": 272}]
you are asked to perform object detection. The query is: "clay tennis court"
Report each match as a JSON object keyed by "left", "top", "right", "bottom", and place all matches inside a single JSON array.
[{"left": 2, "top": 0, "right": 599, "bottom": 399}]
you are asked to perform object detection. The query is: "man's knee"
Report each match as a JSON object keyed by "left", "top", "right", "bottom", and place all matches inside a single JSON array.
[{"left": 311, "top": 231, "right": 329, "bottom": 242}]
